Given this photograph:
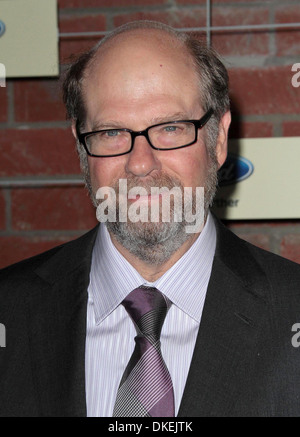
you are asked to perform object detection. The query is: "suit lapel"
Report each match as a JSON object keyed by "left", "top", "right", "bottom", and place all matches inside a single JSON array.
[
  {"left": 178, "top": 220, "right": 268, "bottom": 417},
  {"left": 25, "top": 217, "right": 270, "bottom": 417},
  {"left": 26, "top": 226, "right": 98, "bottom": 417}
]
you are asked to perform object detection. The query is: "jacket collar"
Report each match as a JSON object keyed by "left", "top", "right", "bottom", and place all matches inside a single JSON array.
[
  {"left": 27, "top": 226, "right": 99, "bottom": 417},
  {"left": 34, "top": 225, "right": 99, "bottom": 285},
  {"left": 178, "top": 217, "right": 268, "bottom": 416}
]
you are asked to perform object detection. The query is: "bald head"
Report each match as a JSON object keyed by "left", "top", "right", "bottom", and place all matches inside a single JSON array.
[
  {"left": 94, "top": 25, "right": 185, "bottom": 54},
  {"left": 82, "top": 29, "right": 200, "bottom": 130},
  {"left": 63, "top": 20, "right": 229, "bottom": 137},
  {"left": 86, "top": 27, "right": 193, "bottom": 78}
]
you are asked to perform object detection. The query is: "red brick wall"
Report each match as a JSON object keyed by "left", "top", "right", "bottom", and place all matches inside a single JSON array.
[{"left": 0, "top": 0, "right": 300, "bottom": 268}]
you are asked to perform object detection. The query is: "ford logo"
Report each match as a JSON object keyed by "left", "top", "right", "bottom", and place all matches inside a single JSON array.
[
  {"left": 218, "top": 153, "right": 254, "bottom": 186},
  {"left": 0, "top": 21, "right": 5, "bottom": 38}
]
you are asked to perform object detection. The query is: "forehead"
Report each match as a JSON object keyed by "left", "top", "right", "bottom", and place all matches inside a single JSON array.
[
  {"left": 84, "top": 29, "right": 198, "bottom": 89},
  {"left": 81, "top": 29, "right": 201, "bottom": 122}
]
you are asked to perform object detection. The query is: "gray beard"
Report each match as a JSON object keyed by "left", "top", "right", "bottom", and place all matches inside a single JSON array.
[
  {"left": 103, "top": 164, "right": 218, "bottom": 265},
  {"left": 106, "top": 212, "right": 191, "bottom": 266}
]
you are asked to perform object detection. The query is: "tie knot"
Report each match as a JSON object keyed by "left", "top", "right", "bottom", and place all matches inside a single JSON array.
[{"left": 122, "top": 286, "right": 170, "bottom": 340}]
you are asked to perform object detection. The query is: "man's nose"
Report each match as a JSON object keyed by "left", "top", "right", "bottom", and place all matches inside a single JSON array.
[{"left": 125, "top": 134, "right": 162, "bottom": 177}]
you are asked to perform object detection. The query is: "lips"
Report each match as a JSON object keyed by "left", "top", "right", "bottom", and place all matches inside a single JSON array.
[
  {"left": 128, "top": 188, "right": 169, "bottom": 202},
  {"left": 128, "top": 192, "right": 169, "bottom": 202}
]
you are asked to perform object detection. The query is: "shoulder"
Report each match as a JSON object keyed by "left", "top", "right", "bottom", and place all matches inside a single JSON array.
[
  {"left": 0, "top": 226, "right": 99, "bottom": 301},
  {"left": 212, "top": 217, "right": 300, "bottom": 341},
  {"left": 214, "top": 215, "right": 300, "bottom": 288},
  {"left": 246, "top": 238, "right": 300, "bottom": 275},
  {"left": 244, "top": 240, "right": 300, "bottom": 311}
]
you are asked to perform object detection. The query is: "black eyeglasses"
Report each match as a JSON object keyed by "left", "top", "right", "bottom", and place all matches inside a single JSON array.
[{"left": 76, "top": 108, "right": 214, "bottom": 158}]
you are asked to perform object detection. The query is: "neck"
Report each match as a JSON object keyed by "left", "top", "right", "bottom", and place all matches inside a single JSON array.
[{"left": 109, "top": 230, "right": 201, "bottom": 282}]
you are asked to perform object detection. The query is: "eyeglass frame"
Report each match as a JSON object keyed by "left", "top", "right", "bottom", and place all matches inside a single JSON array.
[{"left": 76, "top": 108, "right": 214, "bottom": 158}]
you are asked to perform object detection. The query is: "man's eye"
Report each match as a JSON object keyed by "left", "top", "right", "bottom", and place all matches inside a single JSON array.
[
  {"left": 105, "top": 130, "right": 120, "bottom": 137},
  {"left": 163, "top": 125, "right": 178, "bottom": 132}
]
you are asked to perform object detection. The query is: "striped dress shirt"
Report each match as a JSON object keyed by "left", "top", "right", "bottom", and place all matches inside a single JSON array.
[{"left": 85, "top": 212, "right": 216, "bottom": 417}]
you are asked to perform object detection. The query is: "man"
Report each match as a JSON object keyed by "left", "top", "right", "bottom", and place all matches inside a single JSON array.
[{"left": 1, "top": 20, "right": 300, "bottom": 417}]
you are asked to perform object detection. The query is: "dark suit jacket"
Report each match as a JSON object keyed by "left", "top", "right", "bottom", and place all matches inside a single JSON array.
[{"left": 1, "top": 217, "right": 300, "bottom": 417}]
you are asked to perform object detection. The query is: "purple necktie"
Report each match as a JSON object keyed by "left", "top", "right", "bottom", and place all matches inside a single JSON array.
[{"left": 113, "top": 286, "right": 175, "bottom": 417}]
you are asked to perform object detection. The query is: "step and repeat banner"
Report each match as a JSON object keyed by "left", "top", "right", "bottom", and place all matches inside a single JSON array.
[{"left": 213, "top": 137, "right": 300, "bottom": 220}]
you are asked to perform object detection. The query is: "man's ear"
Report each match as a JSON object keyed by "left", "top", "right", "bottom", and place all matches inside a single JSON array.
[{"left": 215, "top": 110, "right": 231, "bottom": 169}]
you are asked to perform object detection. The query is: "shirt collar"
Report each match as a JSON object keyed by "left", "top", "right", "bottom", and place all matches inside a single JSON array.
[{"left": 89, "top": 212, "right": 216, "bottom": 325}]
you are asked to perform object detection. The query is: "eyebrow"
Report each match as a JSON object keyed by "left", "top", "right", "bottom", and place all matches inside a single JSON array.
[
  {"left": 91, "top": 121, "right": 125, "bottom": 131},
  {"left": 149, "top": 112, "right": 191, "bottom": 125},
  {"left": 90, "top": 112, "right": 192, "bottom": 131}
]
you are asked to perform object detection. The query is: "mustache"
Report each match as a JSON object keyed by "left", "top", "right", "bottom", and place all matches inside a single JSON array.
[{"left": 111, "top": 173, "right": 184, "bottom": 195}]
